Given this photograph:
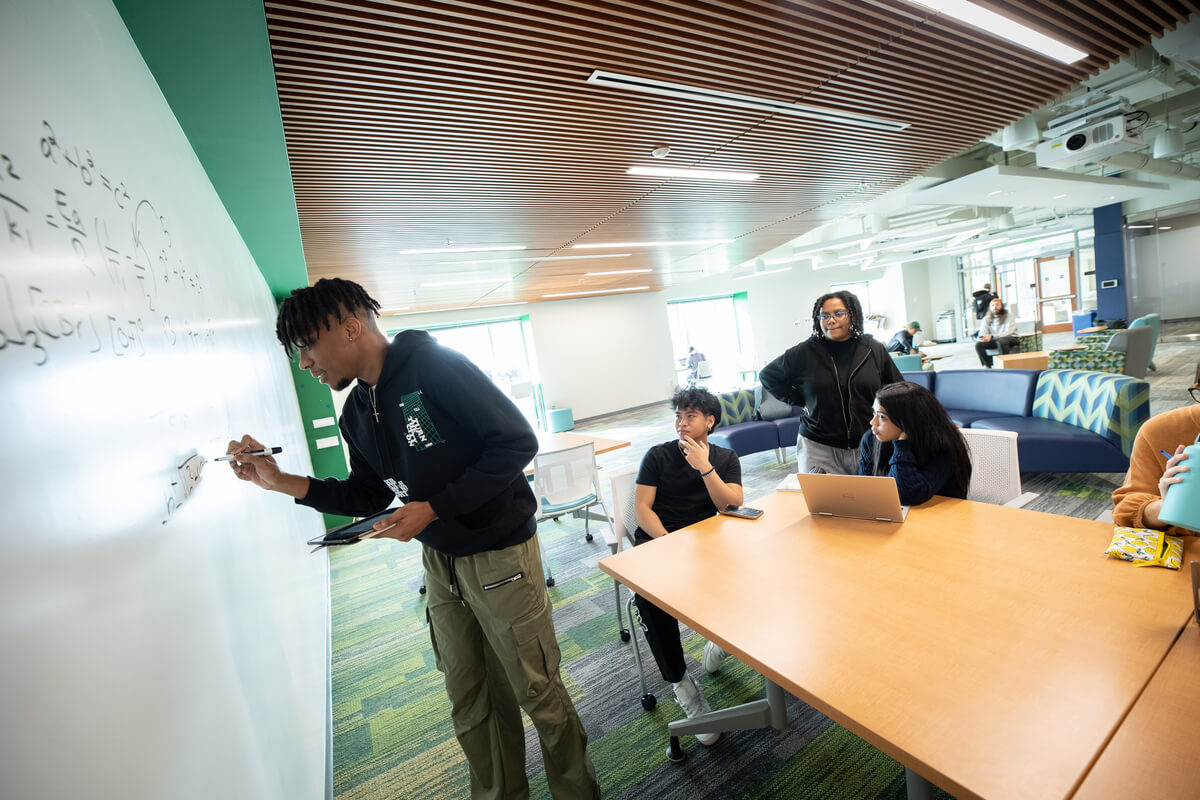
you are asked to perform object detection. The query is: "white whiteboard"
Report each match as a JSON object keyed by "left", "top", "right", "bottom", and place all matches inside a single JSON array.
[{"left": 0, "top": 1, "right": 329, "bottom": 798}]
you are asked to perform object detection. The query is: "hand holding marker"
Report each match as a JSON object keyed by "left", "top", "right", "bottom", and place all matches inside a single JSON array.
[{"left": 215, "top": 446, "right": 282, "bottom": 462}]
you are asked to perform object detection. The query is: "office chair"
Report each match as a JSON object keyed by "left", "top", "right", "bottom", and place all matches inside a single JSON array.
[
  {"left": 960, "top": 428, "right": 1037, "bottom": 507},
  {"left": 890, "top": 353, "right": 923, "bottom": 371},
  {"left": 608, "top": 469, "right": 657, "bottom": 710},
  {"left": 532, "top": 442, "right": 609, "bottom": 588}
]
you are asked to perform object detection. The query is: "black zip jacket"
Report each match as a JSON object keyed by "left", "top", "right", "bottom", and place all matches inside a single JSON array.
[
  {"left": 759, "top": 334, "right": 903, "bottom": 449},
  {"left": 298, "top": 330, "right": 539, "bottom": 557}
]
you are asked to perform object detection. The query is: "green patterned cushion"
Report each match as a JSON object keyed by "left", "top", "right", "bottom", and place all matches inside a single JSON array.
[
  {"left": 1033, "top": 369, "right": 1150, "bottom": 456},
  {"left": 1017, "top": 332, "right": 1043, "bottom": 353},
  {"left": 1079, "top": 329, "right": 1120, "bottom": 351},
  {"left": 1047, "top": 349, "right": 1125, "bottom": 374},
  {"left": 716, "top": 389, "right": 756, "bottom": 426}
]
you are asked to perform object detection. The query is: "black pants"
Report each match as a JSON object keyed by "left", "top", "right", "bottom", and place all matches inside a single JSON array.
[
  {"left": 633, "top": 592, "right": 687, "bottom": 684},
  {"left": 975, "top": 335, "right": 1019, "bottom": 367}
]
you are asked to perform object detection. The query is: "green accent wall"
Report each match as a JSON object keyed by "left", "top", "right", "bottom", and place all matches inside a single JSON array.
[{"left": 113, "top": 0, "right": 307, "bottom": 298}]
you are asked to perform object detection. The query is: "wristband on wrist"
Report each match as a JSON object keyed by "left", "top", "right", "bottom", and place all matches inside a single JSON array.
[{"left": 700, "top": 466, "right": 715, "bottom": 478}]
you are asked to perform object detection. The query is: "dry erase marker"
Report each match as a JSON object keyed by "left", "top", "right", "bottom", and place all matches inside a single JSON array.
[
  {"left": 1161, "top": 450, "right": 1175, "bottom": 459},
  {"left": 215, "top": 447, "right": 282, "bottom": 462}
]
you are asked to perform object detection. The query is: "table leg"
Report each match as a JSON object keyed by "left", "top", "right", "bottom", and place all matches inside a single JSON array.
[
  {"left": 905, "top": 767, "right": 934, "bottom": 800},
  {"left": 667, "top": 676, "right": 788, "bottom": 740}
]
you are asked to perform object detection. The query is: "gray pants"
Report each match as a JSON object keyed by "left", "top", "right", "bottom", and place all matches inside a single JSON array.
[
  {"left": 424, "top": 535, "right": 600, "bottom": 800},
  {"left": 797, "top": 435, "right": 859, "bottom": 475}
]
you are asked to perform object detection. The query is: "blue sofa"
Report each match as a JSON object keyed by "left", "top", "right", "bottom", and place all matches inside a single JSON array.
[
  {"left": 707, "top": 388, "right": 801, "bottom": 462},
  {"left": 901, "top": 368, "right": 1150, "bottom": 473}
]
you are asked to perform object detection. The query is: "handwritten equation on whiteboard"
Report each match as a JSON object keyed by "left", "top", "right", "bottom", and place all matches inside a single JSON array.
[{"left": 0, "top": 120, "right": 216, "bottom": 367}]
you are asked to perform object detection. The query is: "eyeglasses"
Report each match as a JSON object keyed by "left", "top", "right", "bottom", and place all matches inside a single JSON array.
[
  {"left": 818, "top": 310, "right": 849, "bottom": 322},
  {"left": 1190, "top": 383, "right": 1200, "bottom": 404}
]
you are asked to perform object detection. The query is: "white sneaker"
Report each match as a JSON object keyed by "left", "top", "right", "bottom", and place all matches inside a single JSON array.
[
  {"left": 702, "top": 640, "right": 729, "bottom": 674},
  {"left": 672, "top": 675, "right": 719, "bottom": 745}
]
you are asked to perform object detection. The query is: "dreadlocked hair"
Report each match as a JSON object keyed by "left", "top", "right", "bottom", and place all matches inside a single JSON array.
[
  {"left": 808, "top": 290, "right": 865, "bottom": 340},
  {"left": 276, "top": 277, "right": 381, "bottom": 358}
]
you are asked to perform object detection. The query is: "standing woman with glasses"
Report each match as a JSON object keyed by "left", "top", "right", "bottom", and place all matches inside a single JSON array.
[
  {"left": 1112, "top": 357, "right": 1200, "bottom": 534},
  {"left": 760, "top": 291, "right": 903, "bottom": 474}
]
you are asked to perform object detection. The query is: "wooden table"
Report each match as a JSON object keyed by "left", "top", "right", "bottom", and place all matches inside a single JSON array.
[
  {"left": 1079, "top": 325, "right": 1109, "bottom": 334},
  {"left": 1075, "top": 621, "right": 1200, "bottom": 799},
  {"left": 994, "top": 350, "right": 1049, "bottom": 369},
  {"left": 534, "top": 430, "right": 630, "bottom": 458},
  {"left": 599, "top": 492, "right": 1196, "bottom": 800}
]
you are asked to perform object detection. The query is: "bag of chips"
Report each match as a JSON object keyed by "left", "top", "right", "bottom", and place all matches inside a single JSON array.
[{"left": 1104, "top": 526, "right": 1183, "bottom": 570}]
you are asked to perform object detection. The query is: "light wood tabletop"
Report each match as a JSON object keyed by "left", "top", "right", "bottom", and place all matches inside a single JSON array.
[
  {"left": 599, "top": 492, "right": 1196, "bottom": 800},
  {"left": 1074, "top": 621, "right": 1200, "bottom": 799},
  {"left": 535, "top": 430, "right": 630, "bottom": 457}
]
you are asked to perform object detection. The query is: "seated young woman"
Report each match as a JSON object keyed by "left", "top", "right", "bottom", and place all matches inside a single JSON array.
[
  {"left": 857, "top": 381, "right": 972, "bottom": 505},
  {"left": 1112, "top": 357, "right": 1200, "bottom": 534},
  {"left": 632, "top": 387, "right": 742, "bottom": 746}
]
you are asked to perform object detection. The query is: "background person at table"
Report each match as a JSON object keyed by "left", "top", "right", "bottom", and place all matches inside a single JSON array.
[
  {"left": 886, "top": 321, "right": 923, "bottom": 355},
  {"left": 974, "top": 297, "right": 1019, "bottom": 368},
  {"left": 686, "top": 346, "right": 707, "bottom": 379},
  {"left": 227, "top": 278, "right": 599, "bottom": 800},
  {"left": 632, "top": 387, "right": 742, "bottom": 746},
  {"left": 760, "top": 290, "right": 903, "bottom": 475},
  {"left": 858, "top": 381, "right": 972, "bottom": 505},
  {"left": 1112, "top": 358, "right": 1200, "bottom": 534}
]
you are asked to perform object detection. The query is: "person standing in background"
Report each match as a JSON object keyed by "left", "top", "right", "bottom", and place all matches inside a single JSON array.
[
  {"left": 760, "top": 291, "right": 902, "bottom": 474},
  {"left": 972, "top": 282, "right": 998, "bottom": 320},
  {"left": 226, "top": 278, "right": 600, "bottom": 800}
]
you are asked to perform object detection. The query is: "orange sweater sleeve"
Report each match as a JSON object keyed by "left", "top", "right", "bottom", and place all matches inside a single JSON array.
[{"left": 1111, "top": 405, "right": 1200, "bottom": 535}]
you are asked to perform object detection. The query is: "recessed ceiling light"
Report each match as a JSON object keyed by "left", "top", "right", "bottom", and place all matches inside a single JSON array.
[
  {"left": 987, "top": 189, "right": 1003, "bottom": 196},
  {"left": 627, "top": 166, "right": 759, "bottom": 182},
  {"left": 1127, "top": 224, "right": 1155, "bottom": 229},
  {"left": 438, "top": 253, "right": 630, "bottom": 266},
  {"left": 420, "top": 277, "right": 510, "bottom": 287},
  {"left": 904, "top": 0, "right": 1087, "bottom": 63},
  {"left": 398, "top": 244, "right": 526, "bottom": 255},
  {"left": 1159, "top": 226, "right": 1172, "bottom": 231},
  {"left": 1054, "top": 194, "right": 1068, "bottom": 199},
  {"left": 584, "top": 268, "right": 654, "bottom": 276},
  {"left": 572, "top": 239, "right": 733, "bottom": 249},
  {"left": 542, "top": 286, "right": 651, "bottom": 298},
  {"left": 732, "top": 267, "right": 792, "bottom": 280},
  {"left": 391, "top": 301, "right": 528, "bottom": 315},
  {"left": 587, "top": 70, "right": 909, "bottom": 131}
]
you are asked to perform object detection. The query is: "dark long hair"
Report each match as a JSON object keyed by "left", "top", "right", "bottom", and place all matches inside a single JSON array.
[
  {"left": 808, "top": 290, "right": 864, "bottom": 340},
  {"left": 869, "top": 381, "right": 972, "bottom": 498},
  {"left": 276, "top": 277, "right": 381, "bottom": 358}
]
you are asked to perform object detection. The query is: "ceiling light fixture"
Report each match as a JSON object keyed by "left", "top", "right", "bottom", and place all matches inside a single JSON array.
[
  {"left": 586, "top": 70, "right": 909, "bottom": 131},
  {"left": 572, "top": 239, "right": 733, "bottom": 249},
  {"left": 378, "top": 307, "right": 411, "bottom": 314},
  {"left": 732, "top": 267, "right": 792, "bottom": 280},
  {"left": 904, "top": 0, "right": 1087, "bottom": 63},
  {"left": 438, "top": 253, "right": 631, "bottom": 266},
  {"left": 542, "top": 286, "right": 651, "bottom": 298},
  {"left": 398, "top": 244, "right": 526, "bottom": 255},
  {"left": 392, "top": 301, "right": 528, "bottom": 315},
  {"left": 420, "top": 277, "right": 510, "bottom": 287},
  {"left": 627, "top": 165, "right": 759, "bottom": 182},
  {"left": 583, "top": 268, "right": 654, "bottom": 276},
  {"left": 1127, "top": 224, "right": 1155, "bottom": 229}
]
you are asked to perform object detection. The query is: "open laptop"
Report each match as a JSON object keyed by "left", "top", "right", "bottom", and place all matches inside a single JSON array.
[{"left": 794, "top": 473, "right": 909, "bottom": 523}]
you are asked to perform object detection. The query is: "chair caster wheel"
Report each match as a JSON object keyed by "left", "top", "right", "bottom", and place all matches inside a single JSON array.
[
  {"left": 546, "top": 577, "right": 555, "bottom": 587},
  {"left": 666, "top": 736, "right": 685, "bottom": 762},
  {"left": 619, "top": 629, "right": 631, "bottom": 642},
  {"left": 418, "top": 585, "right": 427, "bottom": 595},
  {"left": 585, "top": 533, "right": 594, "bottom": 542},
  {"left": 641, "top": 694, "right": 656, "bottom": 711}
]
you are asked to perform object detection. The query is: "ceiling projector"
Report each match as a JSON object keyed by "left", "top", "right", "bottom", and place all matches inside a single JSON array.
[{"left": 1035, "top": 114, "right": 1141, "bottom": 168}]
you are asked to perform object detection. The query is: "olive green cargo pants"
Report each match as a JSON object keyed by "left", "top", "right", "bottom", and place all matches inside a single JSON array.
[{"left": 423, "top": 534, "right": 600, "bottom": 800}]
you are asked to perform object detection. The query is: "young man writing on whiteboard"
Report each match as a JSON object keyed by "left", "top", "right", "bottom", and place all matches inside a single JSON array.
[{"left": 226, "top": 278, "right": 599, "bottom": 800}]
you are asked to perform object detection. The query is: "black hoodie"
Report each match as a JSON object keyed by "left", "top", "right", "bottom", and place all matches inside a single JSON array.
[
  {"left": 298, "top": 330, "right": 539, "bottom": 557},
  {"left": 759, "top": 334, "right": 902, "bottom": 450}
]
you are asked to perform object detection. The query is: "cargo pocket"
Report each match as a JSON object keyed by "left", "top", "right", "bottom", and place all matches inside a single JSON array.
[{"left": 510, "top": 613, "right": 557, "bottom": 701}]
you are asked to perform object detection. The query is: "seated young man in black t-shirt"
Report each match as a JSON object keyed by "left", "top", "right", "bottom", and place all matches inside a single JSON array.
[{"left": 632, "top": 387, "right": 742, "bottom": 746}]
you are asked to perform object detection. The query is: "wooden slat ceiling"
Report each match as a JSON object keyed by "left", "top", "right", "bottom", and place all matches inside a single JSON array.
[{"left": 264, "top": 0, "right": 1196, "bottom": 313}]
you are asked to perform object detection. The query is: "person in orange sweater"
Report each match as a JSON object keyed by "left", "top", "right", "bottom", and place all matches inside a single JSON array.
[{"left": 1112, "top": 357, "right": 1200, "bottom": 534}]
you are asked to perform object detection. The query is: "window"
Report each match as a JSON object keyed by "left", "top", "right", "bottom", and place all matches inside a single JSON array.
[{"left": 666, "top": 294, "right": 755, "bottom": 388}]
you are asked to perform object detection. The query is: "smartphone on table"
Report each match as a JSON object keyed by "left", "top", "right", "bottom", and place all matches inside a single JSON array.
[{"left": 719, "top": 505, "right": 764, "bottom": 520}]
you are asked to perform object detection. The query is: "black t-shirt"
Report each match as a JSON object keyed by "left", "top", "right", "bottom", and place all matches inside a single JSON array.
[{"left": 634, "top": 440, "right": 741, "bottom": 543}]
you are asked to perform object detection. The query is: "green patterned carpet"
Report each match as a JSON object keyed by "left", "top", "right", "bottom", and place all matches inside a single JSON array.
[{"left": 329, "top": 515, "right": 956, "bottom": 800}]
